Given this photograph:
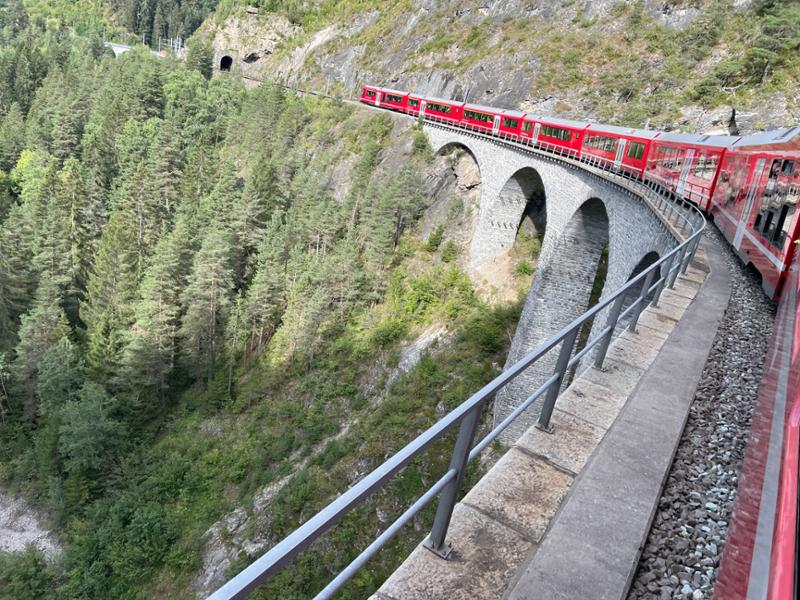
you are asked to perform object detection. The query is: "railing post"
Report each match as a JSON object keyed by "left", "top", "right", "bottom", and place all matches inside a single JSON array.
[
  {"left": 423, "top": 401, "right": 483, "bottom": 559},
  {"left": 650, "top": 254, "right": 674, "bottom": 307},
  {"left": 593, "top": 293, "right": 626, "bottom": 370},
  {"left": 668, "top": 243, "right": 689, "bottom": 288},
  {"left": 682, "top": 235, "right": 700, "bottom": 274},
  {"left": 627, "top": 268, "right": 657, "bottom": 333},
  {"left": 536, "top": 326, "right": 580, "bottom": 434}
]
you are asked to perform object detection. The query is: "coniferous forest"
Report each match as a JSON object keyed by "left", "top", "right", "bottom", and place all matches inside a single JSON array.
[{"left": 0, "top": 4, "right": 524, "bottom": 598}]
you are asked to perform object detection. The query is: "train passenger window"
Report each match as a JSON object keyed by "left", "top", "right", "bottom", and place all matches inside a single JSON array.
[
  {"left": 522, "top": 121, "right": 533, "bottom": 133},
  {"left": 464, "top": 109, "right": 493, "bottom": 123},
  {"left": 409, "top": 99, "right": 419, "bottom": 108},
  {"left": 365, "top": 90, "right": 376, "bottom": 98},
  {"left": 768, "top": 161, "right": 799, "bottom": 248},
  {"left": 693, "top": 154, "right": 718, "bottom": 180},
  {"left": 541, "top": 125, "right": 571, "bottom": 141},
  {"left": 585, "top": 135, "right": 618, "bottom": 153},
  {"left": 386, "top": 94, "right": 403, "bottom": 103},
  {"left": 427, "top": 102, "right": 452, "bottom": 114},
  {"left": 627, "top": 142, "right": 645, "bottom": 160},
  {"left": 502, "top": 117, "right": 519, "bottom": 129}
]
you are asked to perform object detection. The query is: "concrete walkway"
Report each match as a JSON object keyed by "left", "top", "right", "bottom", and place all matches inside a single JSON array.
[{"left": 373, "top": 239, "right": 728, "bottom": 600}]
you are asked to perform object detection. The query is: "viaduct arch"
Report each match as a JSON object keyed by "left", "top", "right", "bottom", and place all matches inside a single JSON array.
[{"left": 424, "top": 125, "right": 679, "bottom": 442}]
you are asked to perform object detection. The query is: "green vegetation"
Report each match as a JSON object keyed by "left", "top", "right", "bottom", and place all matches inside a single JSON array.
[{"left": 0, "top": 5, "right": 526, "bottom": 598}]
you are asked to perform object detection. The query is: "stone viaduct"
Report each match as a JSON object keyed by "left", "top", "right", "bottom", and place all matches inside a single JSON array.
[{"left": 423, "top": 125, "right": 679, "bottom": 442}]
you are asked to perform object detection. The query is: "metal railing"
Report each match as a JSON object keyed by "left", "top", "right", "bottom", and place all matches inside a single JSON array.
[{"left": 209, "top": 105, "right": 707, "bottom": 600}]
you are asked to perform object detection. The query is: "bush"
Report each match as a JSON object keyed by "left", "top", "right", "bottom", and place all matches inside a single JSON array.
[
  {"left": 369, "top": 318, "right": 409, "bottom": 349},
  {"left": 440, "top": 240, "right": 459, "bottom": 263},
  {"left": 0, "top": 547, "right": 56, "bottom": 600},
  {"left": 425, "top": 225, "right": 444, "bottom": 252},
  {"left": 515, "top": 261, "right": 535, "bottom": 276}
]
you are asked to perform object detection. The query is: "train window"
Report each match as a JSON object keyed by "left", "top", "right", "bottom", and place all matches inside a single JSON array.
[
  {"left": 464, "top": 109, "right": 493, "bottom": 123},
  {"left": 365, "top": 90, "right": 376, "bottom": 98},
  {"left": 522, "top": 121, "right": 533, "bottom": 133},
  {"left": 502, "top": 117, "right": 519, "bottom": 129},
  {"left": 585, "top": 135, "right": 618, "bottom": 153},
  {"left": 409, "top": 99, "right": 419, "bottom": 107},
  {"left": 541, "top": 125, "right": 571, "bottom": 141},
  {"left": 693, "top": 154, "right": 718, "bottom": 180},
  {"left": 627, "top": 142, "right": 645, "bottom": 160},
  {"left": 427, "top": 102, "right": 452, "bottom": 114},
  {"left": 656, "top": 146, "right": 681, "bottom": 169},
  {"left": 386, "top": 94, "right": 403, "bottom": 103},
  {"left": 770, "top": 161, "right": 799, "bottom": 248}
]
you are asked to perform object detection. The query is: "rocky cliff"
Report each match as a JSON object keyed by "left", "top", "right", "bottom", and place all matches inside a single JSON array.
[{"left": 197, "top": 0, "right": 798, "bottom": 134}]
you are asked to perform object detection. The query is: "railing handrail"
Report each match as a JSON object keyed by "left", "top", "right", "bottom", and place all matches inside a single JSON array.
[{"left": 209, "top": 103, "right": 707, "bottom": 600}]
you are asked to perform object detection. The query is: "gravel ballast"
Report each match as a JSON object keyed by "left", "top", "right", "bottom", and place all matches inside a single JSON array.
[{"left": 627, "top": 228, "right": 776, "bottom": 600}]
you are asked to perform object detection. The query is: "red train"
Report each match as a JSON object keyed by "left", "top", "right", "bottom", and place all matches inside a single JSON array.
[
  {"left": 715, "top": 245, "right": 800, "bottom": 600},
  {"left": 361, "top": 85, "right": 800, "bottom": 299}
]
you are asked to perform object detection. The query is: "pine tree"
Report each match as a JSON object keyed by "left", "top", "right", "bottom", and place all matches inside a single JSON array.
[
  {"left": 36, "top": 337, "right": 84, "bottom": 418},
  {"left": 57, "top": 158, "right": 103, "bottom": 325},
  {"left": 58, "top": 382, "right": 125, "bottom": 479},
  {"left": 198, "top": 158, "right": 241, "bottom": 233},
  {"left": 243, "top": 214, "right": 288, "bottom": 353},
  {"left": 185, "top": 40, "right": 213, "bottom": 80},
  {"left": 121, "top": 218, "right": 190, "bottom": 399},
  {"left": 85, "top": 311, "right": 126, "bottom": 386},
  {"left": 12, "top": 280, "right": 70, "bottom": 422},
  {"left": 0, "top": 103, "right": 25, "bottom": 171},
  {"left": 81, "top": 210, "right": 139, "bottom": 332},
  {"left": 179, "top": 228, "right": 235, "bottom": 385}
]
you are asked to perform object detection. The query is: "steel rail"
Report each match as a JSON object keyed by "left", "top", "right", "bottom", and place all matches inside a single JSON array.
[{"left": 208, "top": 100, "right": 707, "bottom": 600}]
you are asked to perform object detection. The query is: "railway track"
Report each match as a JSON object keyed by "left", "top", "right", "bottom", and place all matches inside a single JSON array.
[{"left": 628, "top": 228, "right": 776, "bottom": 600}]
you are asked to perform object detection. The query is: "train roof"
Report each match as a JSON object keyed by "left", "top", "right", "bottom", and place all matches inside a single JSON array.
[
  {"left": 425, "top": 96, "right": 465, "bottom": 106},
  {"left": 464, "top": 103, "right": 526, "bottom": 118},
  {"left": 654, "top": 131, "right": 739, "bottom": 148},
  {"left": 587, "top": 122, "right": 661, "bottom": 140},
  {"left": 380, "top": 87, "right": 409, "bottom": 96},
  {"left": 528, "top": 115, "right": 591, "bottom": 129},
  {"left": 732, "top": 127, "right": 800, "bottom": 152}
]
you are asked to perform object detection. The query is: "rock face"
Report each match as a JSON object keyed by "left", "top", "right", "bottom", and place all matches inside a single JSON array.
[
  {"left": 198, "top": 1, "right": 792, "bottom": 134},
  {"left": 0, "top": 490, "right": 60, "bottom": 558},
  {"left": 203, "top": 13, "right": 301, "bottom": 79}
]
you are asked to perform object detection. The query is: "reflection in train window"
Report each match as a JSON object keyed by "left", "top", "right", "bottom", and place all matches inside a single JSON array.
[{"left": 756, "top": 159, "right": 798, "bottom": 249}]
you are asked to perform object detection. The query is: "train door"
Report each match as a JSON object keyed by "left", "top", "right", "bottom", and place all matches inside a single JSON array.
[
  {"left": 734, "top": 158, "right": 767, "bottom": 250},
  {"left": 492, "top": 115, "right": 500, "bottom": 135},
  {"left": 532, "top": 123, "right": 541, "bottom": 145},
  {"left": 614, "top": 139, "right": 627, "bottom": 170},
  {"left": 420, "top": 100, "right": 426, "bottom": 117},
  {"left": 375, "top": 91, "right": 381, "bottom": 107},
  {"left": 676, "top": 149, "right": 695, "bottom": 196}
]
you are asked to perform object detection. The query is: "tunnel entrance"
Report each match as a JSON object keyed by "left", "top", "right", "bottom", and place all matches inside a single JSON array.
[{"left": 220, "top": 55, "right": 233, "bottom": 71}]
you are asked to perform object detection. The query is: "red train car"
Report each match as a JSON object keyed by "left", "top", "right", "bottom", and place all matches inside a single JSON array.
[
  {"left": 645, "top": 132, "right": 738, "bottom": 211},
  {"left": 462, "top": 103, "right": 526, "bottom": 137},
  {"left": 715, "top": 243, "right": 800, "bottom": 599},
  {"left": 513, "top": 115, "right": 587, "bottom": 157},
  {"left": 709, "top": 128, "right": 800, "bottom": 297},
  {"left": 582, "top": 124, "right": 660, "bottom": 176},
  {"left": 360, "top": 85, "right": 382, "bottom": 106},
  {"left": 421, "top": 96, "right": 464, "bottom": 123},
  {"left": 378, "top": 88, "right": 410, "bottom": 112}
]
